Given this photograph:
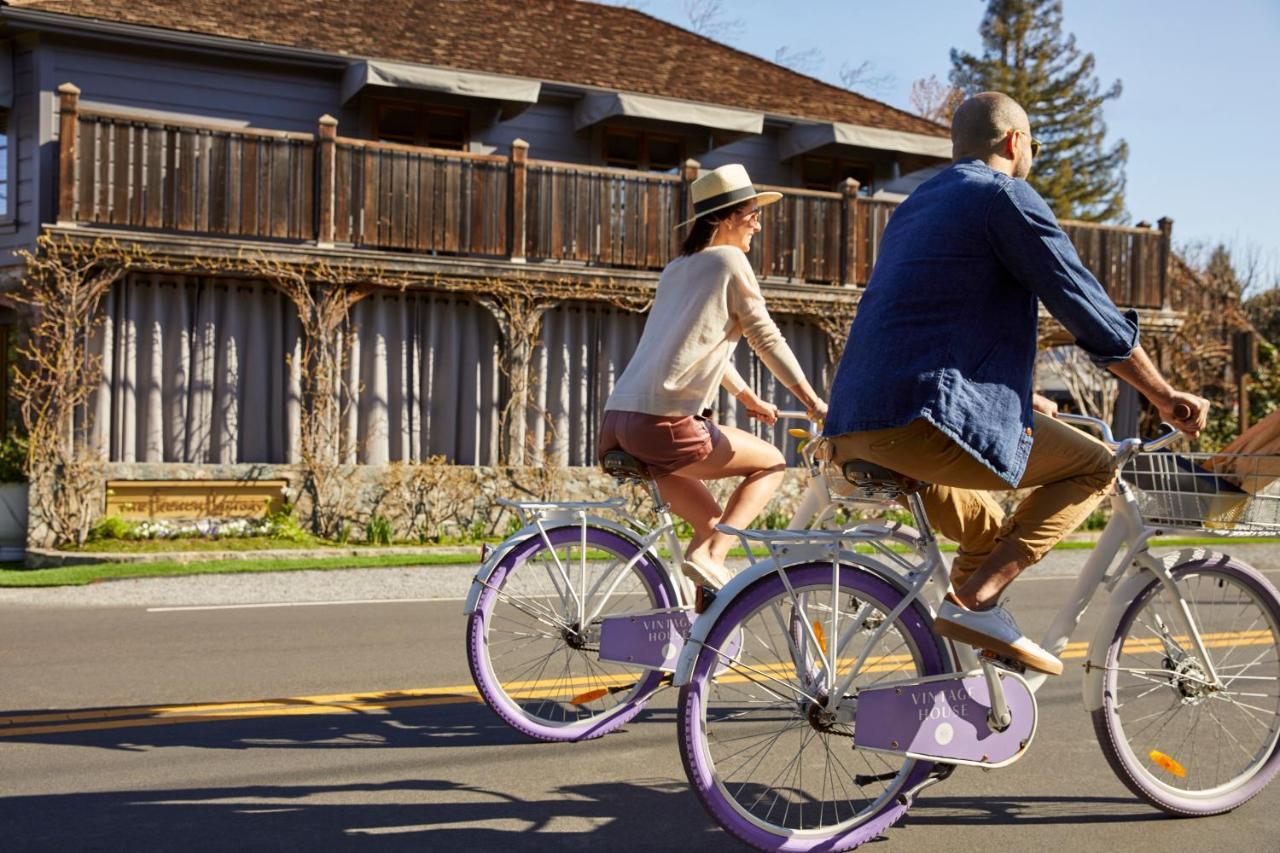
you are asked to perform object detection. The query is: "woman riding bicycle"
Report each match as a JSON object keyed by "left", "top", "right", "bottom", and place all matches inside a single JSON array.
[{"left": 599, "top": 164, "right": 827, "bottom": 589}]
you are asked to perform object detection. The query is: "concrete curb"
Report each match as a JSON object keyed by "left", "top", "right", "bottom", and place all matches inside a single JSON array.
[{"left": 24, "top": 544, "right": 482, "bottom": 568}]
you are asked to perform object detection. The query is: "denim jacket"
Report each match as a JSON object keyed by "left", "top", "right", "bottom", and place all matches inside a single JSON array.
[{"left": 823, "top": 160, "right": 1139, "bottom": 486}]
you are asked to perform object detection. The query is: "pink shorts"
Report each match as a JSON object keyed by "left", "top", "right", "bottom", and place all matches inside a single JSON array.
[{"left": 598, "top": 410, "right": 724, "bottom": 477}]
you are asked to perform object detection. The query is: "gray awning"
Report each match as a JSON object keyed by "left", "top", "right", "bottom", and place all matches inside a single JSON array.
[
  {"left": 574, "top": 91, "right": 764, "bottom": 135},
  {"left": 781, "top": 121, "right": 952, "bottom": 160},
  {"left": 341, "top": 59, "right": 541, "bottom": 108}
]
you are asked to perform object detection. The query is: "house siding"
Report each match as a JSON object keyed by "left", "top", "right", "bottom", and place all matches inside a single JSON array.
[{"left": 0, "top": 38, "right": 43, "bottom": 268}]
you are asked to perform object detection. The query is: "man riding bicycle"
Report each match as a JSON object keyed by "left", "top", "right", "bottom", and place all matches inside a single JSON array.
[{"left": 823, "top": 92, "right": 1209, "bottom": 676}]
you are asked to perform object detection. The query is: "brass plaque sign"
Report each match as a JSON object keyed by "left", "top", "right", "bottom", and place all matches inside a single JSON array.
[{"left": 105, "top": 480, "right": 288, "bottom": 520}]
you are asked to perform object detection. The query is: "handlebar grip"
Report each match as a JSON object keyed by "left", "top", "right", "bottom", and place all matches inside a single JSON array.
[{"left": 1172, "top": 403, "right": 1192, "bottom": 421}]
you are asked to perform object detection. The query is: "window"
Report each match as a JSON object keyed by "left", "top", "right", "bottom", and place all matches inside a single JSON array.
[
  {"left": 602, "top": 129, "right": 683, "bottom": 173},
  {"left": 0, "top": 109, "right": 9, "bottom": 220},
  {"left": 373, "top": 102, "right": 469, "bottom": 150},
  {"left": 801, "top": 156, "right": 874, "bottom": 193}
]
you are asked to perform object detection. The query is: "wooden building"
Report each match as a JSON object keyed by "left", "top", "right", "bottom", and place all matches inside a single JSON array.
[{"left": 0, "top": 1, "right": 1178, "bottom": 527}]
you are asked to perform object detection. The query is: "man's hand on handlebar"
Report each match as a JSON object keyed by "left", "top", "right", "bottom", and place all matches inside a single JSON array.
[{"left": 1156, "top": 392, "right": 1210, "bottom": 440}]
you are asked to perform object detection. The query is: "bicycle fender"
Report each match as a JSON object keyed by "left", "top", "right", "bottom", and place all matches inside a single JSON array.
[
  {"left": 671, "top": 549, "right": 925, "bottom": 687},
  {"left": 461, "top": 517, "right": 658, "bottom": 615},
  {"left": 1081, "top": 548, "right": 1222, "bottom": 712}
]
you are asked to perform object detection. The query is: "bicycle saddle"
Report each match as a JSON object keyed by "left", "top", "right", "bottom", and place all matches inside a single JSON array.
[
  {"left": 841, "top": 459, "right": 925, "bottom": 497},
  {"left": 601, "top": 450, "right": 650, "bottom": 480}
]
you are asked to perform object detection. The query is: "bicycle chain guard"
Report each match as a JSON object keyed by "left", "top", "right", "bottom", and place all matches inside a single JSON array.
[
  {"left": 598, "top": 607, "right": 742, "bottom": 674},
  {"left": 854, "top": 670, "right": 1037, "bottom": 768}
]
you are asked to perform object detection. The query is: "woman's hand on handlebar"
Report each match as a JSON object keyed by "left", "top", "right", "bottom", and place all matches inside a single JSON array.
[
  {"left": 737, "top": 388, "right": 779, "bottom": 425},
  {"left": 1031, "top": 392, "right": 1059, "bottom": 417},
  {"left": 1157, "top": 391, "right": 1210, "bottom": 439}
]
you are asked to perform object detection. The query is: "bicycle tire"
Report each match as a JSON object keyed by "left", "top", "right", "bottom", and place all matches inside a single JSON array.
[
  {"left": 467, "top": 524, "right": 677, "bottom": 742},
  {"left": 1092, "top": 556, "right": 1280, "bottom": 815},
  {"left": 678, "top": 561, "right": 949, "bottom": 851}
]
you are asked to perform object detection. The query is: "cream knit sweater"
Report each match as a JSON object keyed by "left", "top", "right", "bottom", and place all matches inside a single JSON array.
[{"left": 605, "top": 246, "right": 806, "bottom": 417}]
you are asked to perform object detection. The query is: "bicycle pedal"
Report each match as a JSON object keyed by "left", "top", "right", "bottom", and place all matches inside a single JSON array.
[
  {"left": 695, "top": 586, "right": 717, "bottom": 614},
  {"left": 979, "top": 649, "right": 1027, "bottom": 674}
]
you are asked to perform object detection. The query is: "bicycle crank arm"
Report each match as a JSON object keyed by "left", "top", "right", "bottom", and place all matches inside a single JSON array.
[
  {"left": 854, "top": 670, "right": 1038, "bottom": 768},
  {"left": 570, "top": 674, "right": 673, "bottom": 706}
]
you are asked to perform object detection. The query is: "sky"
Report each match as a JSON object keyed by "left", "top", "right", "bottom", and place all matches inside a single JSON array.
[{"left": 606, "top": 0, "right": 1280, "bottom": 287}]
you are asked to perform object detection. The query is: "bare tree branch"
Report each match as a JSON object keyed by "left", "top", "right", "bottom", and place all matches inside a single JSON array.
[
  {"left": 681, "top": 0, "right": 744, "bottom": 40},
  {"left": 838, "top": 60, "right": 896, "bottom": 98},
  {"left": 774, "top": 45, "right": 824, "bottom": 76}
]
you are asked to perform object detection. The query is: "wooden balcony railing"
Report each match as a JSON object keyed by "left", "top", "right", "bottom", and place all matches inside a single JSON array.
[{"left": 55, "top": 85, "right": 1173, "bottom": 308}]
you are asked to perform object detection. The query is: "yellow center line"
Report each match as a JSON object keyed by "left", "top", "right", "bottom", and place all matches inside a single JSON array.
[{"left": 2, "top": 628, "right": 1272, "bottom": 738}]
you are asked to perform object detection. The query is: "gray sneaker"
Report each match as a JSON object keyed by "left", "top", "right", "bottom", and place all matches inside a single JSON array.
[{"left": 933, "top": 599, "right": 1063, "bottom": 676}]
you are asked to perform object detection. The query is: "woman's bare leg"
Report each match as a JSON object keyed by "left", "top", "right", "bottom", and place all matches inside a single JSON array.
[{"left": 655, "top": 424, "right": 786, "bottom": 566}]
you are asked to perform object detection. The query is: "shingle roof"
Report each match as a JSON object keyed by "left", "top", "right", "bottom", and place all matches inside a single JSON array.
[{"left": 7, "top": 0, "right": 949, "bottom": 137}]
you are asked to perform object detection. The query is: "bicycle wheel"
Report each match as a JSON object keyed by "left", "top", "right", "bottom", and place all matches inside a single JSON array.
[
  {"left": 467, "top": 525, "right": 677, "bottom": 742},
  {"left": 1093, "top": 556, "right": 1280, "bottom": 815},
  {"left": 678, "top": 562, "right": 950, "bottom": 851}
]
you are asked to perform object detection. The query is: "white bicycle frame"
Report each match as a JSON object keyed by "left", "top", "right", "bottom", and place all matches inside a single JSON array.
[
  {"left": 464, "top": 411, "right": 848, "bottom": 620},
  {"left": 673, "top": 413, "right": 1228, "bottom": 726}
]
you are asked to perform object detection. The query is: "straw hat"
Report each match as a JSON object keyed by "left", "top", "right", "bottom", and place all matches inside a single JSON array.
[{"left": 676, "top": 164, "right": 782, "bottom": 228}]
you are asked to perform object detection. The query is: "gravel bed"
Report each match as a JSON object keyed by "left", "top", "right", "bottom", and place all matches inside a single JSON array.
[{"left": 2, "top": 543, "right": 1276, "bottom": 610}]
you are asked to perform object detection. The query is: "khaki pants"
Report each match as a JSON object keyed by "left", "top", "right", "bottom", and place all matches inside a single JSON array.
[{"left": 830, "top": 414, "right": 1117, "bottom": 587}]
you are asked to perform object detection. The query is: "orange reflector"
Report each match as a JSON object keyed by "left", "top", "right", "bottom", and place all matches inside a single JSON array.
[
  {"left": 813, "top": 620, "right": 828, "bottom": 656},
  {"left": 570, "top": 688, "right": 610, "bottom": 705},
  {"left": 1149, "top": 749, "right": 1186, "bottom": 778},
  {"left": 788, "top": 428, "right": 809, "bottom": 439}
]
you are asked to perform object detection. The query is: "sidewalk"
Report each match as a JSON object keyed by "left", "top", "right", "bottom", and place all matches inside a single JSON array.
[{"left": 4, "top": 541, "right": 1276, "bottom": 610}]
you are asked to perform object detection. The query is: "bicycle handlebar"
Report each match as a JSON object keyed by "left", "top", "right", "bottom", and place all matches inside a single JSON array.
[{"left": 1054, "top": 411, "right": 1183, "bottom": 453}]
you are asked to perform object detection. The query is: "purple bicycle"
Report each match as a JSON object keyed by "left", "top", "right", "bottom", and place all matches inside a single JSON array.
[
  {"left": 671, "top": 412, "right": 1280, "bottom": 850},
  {"left": 463, "top": 412, "right": 854, "bottom": 743}
]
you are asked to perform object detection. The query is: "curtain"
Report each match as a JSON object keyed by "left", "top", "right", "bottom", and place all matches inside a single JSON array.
[
  {"left": 91, "top": 274, "right": 301, "bottom": 463},
  {"left": 342, "top": 291, "right": 502, "bottom": 465}
]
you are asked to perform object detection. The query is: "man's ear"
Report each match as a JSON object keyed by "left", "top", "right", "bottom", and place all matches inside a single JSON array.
[{"left": 1001, "top": 130, "right": 1017, "bottom": 159}]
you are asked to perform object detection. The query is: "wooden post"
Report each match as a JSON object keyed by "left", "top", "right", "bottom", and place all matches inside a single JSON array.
[
  {"left": 680, "top": 158, "right": 701, "bottom": 223},
  {"left": 509, "top": 138, "right": 529, "bottom": 263},
  {"left": 56, "top": 83, "right": 81, "bottom": 225},
  {"left": 840, "top": 177, "right": 861, "bottom": 286},
  {"left": 1234, "top": 329, "right": 1257, "bottom": 434},
  {"left": 315, "top": 115, "right": 338, "bottom": 246},
  {"left": 1157, "top": 216, "right": 1174, "bottom": 309}
]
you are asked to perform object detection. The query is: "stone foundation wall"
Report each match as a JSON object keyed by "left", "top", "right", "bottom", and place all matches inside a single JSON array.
[{"left": 65, "top": 463, "right": 824, "bottom": 543}]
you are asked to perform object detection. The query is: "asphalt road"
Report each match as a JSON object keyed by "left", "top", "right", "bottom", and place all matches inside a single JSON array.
[{"left": 2, "top": 552, "right": 1280, "bottom": 852}]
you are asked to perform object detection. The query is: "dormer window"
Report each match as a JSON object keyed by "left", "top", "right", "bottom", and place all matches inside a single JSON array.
[
  {"left": 801, "top": 155, "right": 873, "bottom": 193},
  {"left": 602, "top": 128, "right": 683, "bottom": 173},
  {"left": 373, "top": 101, "right": 469, "bottom": 150}
]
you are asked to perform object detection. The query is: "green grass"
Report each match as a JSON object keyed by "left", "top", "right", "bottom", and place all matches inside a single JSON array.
[
  {"left": 5, "top": 534, "right": 1278, "bottom": 589},
  {"left": 74, "top": 535, "right": 329, "bottom": 553}
]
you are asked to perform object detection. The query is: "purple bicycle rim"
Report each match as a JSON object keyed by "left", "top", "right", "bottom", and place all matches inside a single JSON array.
[
  {"left": 679, "top": 563, "right": 949, "bottom": 851},
  {"left": 467, "top": 525, "right": 676, "bottom": 742}
]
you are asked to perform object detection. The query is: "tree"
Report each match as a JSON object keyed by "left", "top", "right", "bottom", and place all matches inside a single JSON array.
[
  {"left": 950, "top": 0, "right": 1128, "bottom": 222},
  {"left": 909, "top": 74, "right": 965, "bottom": 125}
]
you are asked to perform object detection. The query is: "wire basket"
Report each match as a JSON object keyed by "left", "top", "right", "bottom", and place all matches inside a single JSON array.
[{"left": 1122, "top": 452, "right": 1280, "bottom": 536}]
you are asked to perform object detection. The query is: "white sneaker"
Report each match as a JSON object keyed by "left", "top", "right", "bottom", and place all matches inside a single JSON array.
[
  {"left": 682, "top": 555, "right": 734, "bottom": 590},
  {"left": 933, "top": 598, "right": 1064, "bottom": 676}
]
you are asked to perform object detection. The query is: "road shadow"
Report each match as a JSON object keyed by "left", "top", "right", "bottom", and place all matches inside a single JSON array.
[
  {"left": 1, "top": 777, "right": 738, "bottom": 852},
  {"left": 0, "top": 697, "right": 547, "bottom": 752},
  {"left": 0, "top": 691, "right": 682, "bottom": 753},
  {"left": 905, "top": 793, "right": 1169, "bottom": 825}
]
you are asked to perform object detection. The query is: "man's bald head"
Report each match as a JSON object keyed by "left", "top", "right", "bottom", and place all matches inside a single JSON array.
[{"left": 951, "top": 92, "right": 1030, "bottom": 160}]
